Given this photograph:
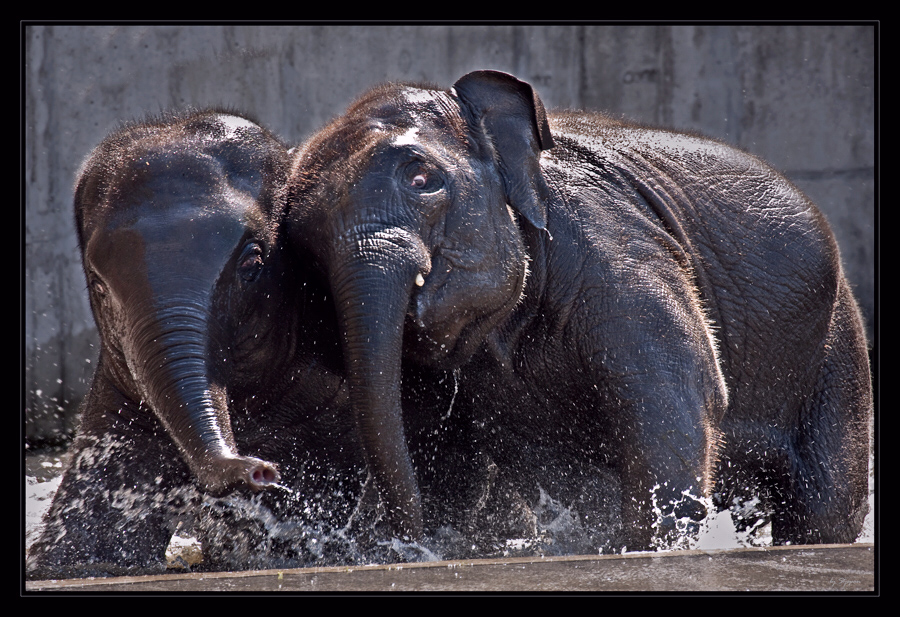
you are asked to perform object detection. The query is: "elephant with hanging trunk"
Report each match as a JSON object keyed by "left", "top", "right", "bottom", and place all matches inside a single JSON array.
[
  {"left": 285, "top": 70, "right": 871, "bottom": 551},
  {"left": 26, "top": 109, "right": 374, "bottom": 578}
]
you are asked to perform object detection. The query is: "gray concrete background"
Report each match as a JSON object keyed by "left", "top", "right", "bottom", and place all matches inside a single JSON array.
[{"left": 23, "top": 24, "right": 876, "bottom": 444}]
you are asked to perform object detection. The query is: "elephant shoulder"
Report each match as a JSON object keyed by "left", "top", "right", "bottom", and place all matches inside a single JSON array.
[{"left": 542, "top": 112, "right": 838, "bottom": 272}]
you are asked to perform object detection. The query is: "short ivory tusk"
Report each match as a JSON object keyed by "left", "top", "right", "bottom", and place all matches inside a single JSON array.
[{"left": 415, "top": 272, "right": 425, "bottom": 287}]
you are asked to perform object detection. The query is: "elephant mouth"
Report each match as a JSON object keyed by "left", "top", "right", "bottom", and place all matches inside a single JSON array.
[
  {"left": 405, "top": 315, "right": 461, "bottom": 366},
  {"left": 404, "top": 298, "right": 503, "bottom": 370},
  {"left": 405, "top": 254, "right": 528, "bottom": 369}
]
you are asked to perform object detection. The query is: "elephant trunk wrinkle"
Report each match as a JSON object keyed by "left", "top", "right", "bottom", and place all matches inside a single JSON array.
[
  {"left": 123, "top": 300, "right": 276, "bottom": 495},
  {"left": 331, "top": 253, "right": 425, "bottom": 540}
]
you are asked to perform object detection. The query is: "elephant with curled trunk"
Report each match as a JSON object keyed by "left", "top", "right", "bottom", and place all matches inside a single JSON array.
[
  {"left": 285, "top": 70, "right": 871, "bottom": 551},
  {"left": 27, "top": 109, "right": 370, "bottom": 578}
]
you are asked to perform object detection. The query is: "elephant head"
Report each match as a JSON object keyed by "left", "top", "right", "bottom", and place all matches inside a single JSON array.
[
  {"left": 286, "top": 70, "right": 555, "bottom": 539},
  {"left": 74, "top": 109, "right": 292, "bottom": 496}
]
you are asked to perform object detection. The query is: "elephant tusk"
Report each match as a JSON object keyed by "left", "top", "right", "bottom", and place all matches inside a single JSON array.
[{"left": 415, "top": 272, "right": 425, "bottom": 287}]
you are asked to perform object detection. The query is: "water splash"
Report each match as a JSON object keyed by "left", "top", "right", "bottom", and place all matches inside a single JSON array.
[
  {"left": 379, "top": 537, "right": 441, "bottom": 563},
  {"left": 693, "top": 507, "right": 772, "bottom": 551},
  {"left": 25, "top": 445, "right": 875, "bottom": 574}
]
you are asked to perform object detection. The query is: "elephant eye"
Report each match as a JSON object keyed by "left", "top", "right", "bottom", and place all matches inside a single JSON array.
[
  {"left": 89, "top": 276, "right": 107, "bottom": 297},
  {"left": 237, "top": 242, "right": 264, "bottom": 282},
  {"left": 404, "top": 162, "right": 444, "bottom": 194}
]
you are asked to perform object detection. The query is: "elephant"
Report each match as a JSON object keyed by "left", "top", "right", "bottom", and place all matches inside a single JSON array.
[
  {"left": 284, "top": 70, "right": 872, "bottom": 552},
  {"left": 26, "top": 109, "right": 383, "bottom": 578}
]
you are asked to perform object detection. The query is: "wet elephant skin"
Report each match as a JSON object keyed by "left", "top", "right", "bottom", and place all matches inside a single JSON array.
[
  {"left": 26, "top": 110, "right": 371, "bottom": 578},
  {"left": 28, "top": 69, "right": 872, "bottom": 577},
  {"left": 284, "top": 70, "right": 871, "bottom": 552}
]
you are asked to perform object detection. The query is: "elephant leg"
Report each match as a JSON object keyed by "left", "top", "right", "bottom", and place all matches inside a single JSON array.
[
  {"left": 771, "top": 285, "right": 871, "bottom": 545},
  {"left": 617, "top": 410, "right": 717, "bottom": 552},
  {"left": 27, "top": 378, "right": 198, "bottom": 579},
  {"left": 592, "top": 309, "right": 726, "bottom": 550},
  {"left": 605, "top": 339, "right": 726, "bottom": 550}
]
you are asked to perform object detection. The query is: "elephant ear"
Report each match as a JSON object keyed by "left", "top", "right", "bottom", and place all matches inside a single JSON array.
[{"left": 452, "top": 70, "right": 555, "bottom": 231}]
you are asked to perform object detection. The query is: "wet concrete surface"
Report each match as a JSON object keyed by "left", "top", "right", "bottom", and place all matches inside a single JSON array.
[{"left": 25, "top": 543, "right": 875, "bottom": 593}]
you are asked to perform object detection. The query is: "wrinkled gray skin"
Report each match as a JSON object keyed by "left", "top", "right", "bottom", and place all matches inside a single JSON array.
[
  {"left": 26, "top": 110, "right": 369, "bottom": 578},
  {"left": 286, "top": 70, "right": 871, "bottom": 551}
]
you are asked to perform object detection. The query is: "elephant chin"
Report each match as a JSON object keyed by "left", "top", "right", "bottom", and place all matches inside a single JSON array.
[
  {"left": 403, "top": 303, "right": 515, "bottom": 370},
  {"left": 406, "top": 266, "right": 528, "bottom": 370},
  {"left": 405, "top": 313, "right": 482, "bottom": 369}
]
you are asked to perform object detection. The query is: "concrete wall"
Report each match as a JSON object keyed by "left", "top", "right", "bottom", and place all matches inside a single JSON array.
[{"left": 23, "top": 24, "right": 876, "bottom": 444}]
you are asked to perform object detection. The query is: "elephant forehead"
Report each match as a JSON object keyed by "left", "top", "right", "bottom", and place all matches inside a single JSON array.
[
  {"left": 391, "top": 126, "right": 421, "bottom": 147},
  {"left": 211, "top": 113, "right": 260, "bottom": 139},
  {"left": 103, "top": 176, "right": 261, "bottom": 234},
  {"left": 355, "top": 87, "right": 466, "bottom": 144},
  {"left": 352, "top": 85, "right": 458, "bottom": 120},
  {"left": 289, "top": 87, "right": 469, "bottom": 198},
  {"left": 136, "top": 202, "right": 250, "bottom": 246},
  {"left": 93, "top": 198, "right": 252, "bottom": 272},
  {"left": 121, "top": 148, "right": 229, "bottom": 196},
  {"left": 95, "top": 205, "right": 250, "bottom": 300},
  {"left": 386, "top": 123, "right": 469, "bottom": 162}
]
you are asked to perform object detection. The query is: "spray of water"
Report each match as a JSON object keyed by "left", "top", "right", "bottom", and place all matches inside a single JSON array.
[{"left": 25, "top": 439, "right": 874, "bottom": 572}]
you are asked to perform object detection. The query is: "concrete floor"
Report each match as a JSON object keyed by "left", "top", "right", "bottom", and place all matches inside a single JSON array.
[{"left": 25, "top": 543, "right": 875, "bottom": 593}]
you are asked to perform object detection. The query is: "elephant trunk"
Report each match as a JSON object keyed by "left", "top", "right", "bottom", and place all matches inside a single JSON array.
[
  {"left": 127, "top": 297, "right": 279, "bottom": 496},
  {"left": 331, "top": 229, "right": 428, "bottom": 540}
]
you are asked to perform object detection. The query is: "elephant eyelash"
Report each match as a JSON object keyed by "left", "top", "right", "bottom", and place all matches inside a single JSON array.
[
  {"left": 403, "top": 163, "right": 444, "bottom": 194},
  {"left": 86, "top": 272, "right": 108, "bottom": 297},
  {"left": 237, "top": 242, "right": 265, "bottom": 282}
]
